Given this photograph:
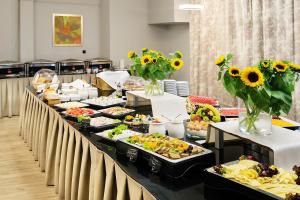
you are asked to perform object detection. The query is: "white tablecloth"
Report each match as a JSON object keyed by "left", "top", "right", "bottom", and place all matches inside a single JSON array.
[
  {"left": 212, "top": 121, "right": 300, "bottom": 169},
  {"left": 127, "top": 91, "right": 189, "bottom": 120},
  {"left": 96, "top": 71, "right": 130, "bottom": 89}
]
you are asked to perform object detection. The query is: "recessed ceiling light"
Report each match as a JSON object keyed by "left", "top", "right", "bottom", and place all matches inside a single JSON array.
[{"left": 179, "top": 4, "right": 204, "bottom": 10}]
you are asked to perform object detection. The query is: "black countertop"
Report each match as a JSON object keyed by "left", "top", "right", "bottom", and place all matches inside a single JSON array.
[{"left": 29, "top": 87, "right": 260, "bottom": 200}]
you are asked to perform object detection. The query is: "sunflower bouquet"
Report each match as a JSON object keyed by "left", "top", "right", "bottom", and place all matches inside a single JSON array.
[
  {"left": 128, "top": 48, "right": 184, "bottom": 95},
  {"left": 215, "top": 54, "right": 300, "bottom": 134}
]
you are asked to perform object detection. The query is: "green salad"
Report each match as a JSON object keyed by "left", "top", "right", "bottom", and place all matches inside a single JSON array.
[{"left": 107, "top": 124, "right": 128, "bottom": 139}]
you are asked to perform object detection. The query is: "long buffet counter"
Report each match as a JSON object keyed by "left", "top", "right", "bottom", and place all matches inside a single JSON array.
[
  {"left": 0, "top": 74, "right": 95, "bottom": 118},
  {"left": 19, "top": 87, "right": 220, "bottom": 200}
]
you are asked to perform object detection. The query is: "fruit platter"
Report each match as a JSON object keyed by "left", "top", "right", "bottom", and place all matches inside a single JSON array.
[
  {"left": 186, "top": 96, "right": 219, "bottom": 114},
  {"left": 99, "top": 106, "right": 135, "bottom": 118},
  {"left": 62, "top": 107, "right": 100, "bottom": 118},
  {"left": 96, "top": 124, "right": 141, "bottom": 141},
  {"left": 54, "top": 102, "right": 89, "bottom": 110},
  {"left": 204, "top": 156, "right": 300, "bottom": 200},
  {"left": 116, "top": 133, "right": 214, "bottom": 178},
  {"left": 186, "top": 104, "right": 221, "bottom": 139},
  {"left": 81, "top": 96, "right": 126, "bottom": 108}
]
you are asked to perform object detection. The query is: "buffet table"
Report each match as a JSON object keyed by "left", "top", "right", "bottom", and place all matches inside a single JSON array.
[
  {"left": 19, "top": 87, "right": 211, "bottom": 200},
  {"left": 0, "top": 74, "right": 95, "bottom": 118}
]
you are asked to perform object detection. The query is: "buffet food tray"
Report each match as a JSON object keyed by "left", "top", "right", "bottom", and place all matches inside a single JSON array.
[
  {"left": 95, "top": 129, "right": 142, "bottom": 142},
  {"left": 61, "top": 110, "right": 101, "bottom": 121},
  {"left": 203, "top": 165, "right": 281, "bottom": 200},
  {"left": 81, "top": 99, "right": 126, "bottom": 109},
  {"left": 116, "top": 138, "right": 214, "bottom": 178},
  {"left": 99, "top": 107, "right": 136, "bottom": 119}
]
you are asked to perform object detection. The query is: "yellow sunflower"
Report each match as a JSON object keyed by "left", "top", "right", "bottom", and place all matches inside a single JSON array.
[
  {"left": 171, "top": 58, "right": 184, "bottom": 70},
  {"left": 175, "top": 51, "right": 183, "bottom": 59},
  {"left": 214, "top": 55, "right": 225, "bottom": 66},
  {"left": 273, "top": 61, "right": 288, "bottom": 72},
  {"left": 289, "top": 63, "right": 300, "bottom": 71},
  {"left": 152, "top": 58, "right": 157, "bottom": 63},
  {"left": 141, "top": 55, "right": 152, "bottom": 65},
  {"left": 241, "top": 67, "right": 264, "bottom": 87},
  {"left": 142, "top": 48, "right": 148, "bottom": 52},
  {"left": 228, "top": 66, "right": 241, "bottom": 77},
  {"left": 261, "top": 60, "right": 270, "bottom": 68},
  {"left": 127, "top": 51, "right": 136, "bottom": 59}
]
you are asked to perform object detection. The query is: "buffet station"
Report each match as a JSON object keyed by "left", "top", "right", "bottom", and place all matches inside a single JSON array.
[
  {"left": 15, "top": 48, "right": 300, "bottom": 200},
  {"left": 0, "top": 57, "right": 112, "bottom": 118}
]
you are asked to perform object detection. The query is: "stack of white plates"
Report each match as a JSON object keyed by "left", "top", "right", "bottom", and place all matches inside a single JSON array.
[
  {"left": 176, "top": 81, "right": 189, "bottom": 97},
  {"left": 164, "top": 79, "right": 177, "bottom": 95}
]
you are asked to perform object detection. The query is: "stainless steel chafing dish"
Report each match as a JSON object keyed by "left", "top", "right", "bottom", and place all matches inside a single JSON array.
[
  {"left": 58, "top": 59, "right": 85, "bottom": 75},
  {"left": 0, "top": 61, "right": 25, "bottom": 78},
  {"left": 86, "top": 57, "right": 112, "bottom": 74},
  {"left": 27, "top": 59, "right": 57, "bottom": 77}
]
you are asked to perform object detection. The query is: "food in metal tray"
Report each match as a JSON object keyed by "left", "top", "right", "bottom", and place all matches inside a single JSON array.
[
  {"left": 126, "top": 133, "right": 204, "bottom": 159},
  {"left": 82, "top": 96, "right": 125, "bottom": 106},
  {"left": 213, "top": 157, "right": 300, "bottom": 199},
  {"left": 66, "top": 107, "right": 95, "bottom": 117},
  {"left": 55, "top": 102, "right": 88, "bottom": 109},
  {"left": 96, "top": 124, "right": 141, "bottom": 141},
  {"left": 89, "top": 116, "right": 120, "bottom": 127},
  {"left": 101, "top": 106, "right": 134, "bottom": 116},
  {"left": 124, "top": 114, "right": 148, "bottom": 125}
]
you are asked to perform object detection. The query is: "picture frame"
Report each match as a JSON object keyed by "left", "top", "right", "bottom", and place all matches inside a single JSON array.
[{"left": 52, "top": 14, "right": 83, "bottom": 46}]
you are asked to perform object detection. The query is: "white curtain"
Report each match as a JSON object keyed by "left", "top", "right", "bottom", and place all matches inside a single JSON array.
[{"left": 190, "top": 0, "right": 300, "bottom": 120}]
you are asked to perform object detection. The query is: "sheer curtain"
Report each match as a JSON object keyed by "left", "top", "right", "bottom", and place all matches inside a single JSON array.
[{"left": 190, "top": 0, "right": 300, "bottom": 120}]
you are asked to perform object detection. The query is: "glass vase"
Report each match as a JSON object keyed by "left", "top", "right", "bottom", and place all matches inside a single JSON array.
[
  {"left": 145, "top": 80, "right": 164, "bottom": 96},
  {"left": 238, "top": 101, "right": 272, "bottom": 135}
]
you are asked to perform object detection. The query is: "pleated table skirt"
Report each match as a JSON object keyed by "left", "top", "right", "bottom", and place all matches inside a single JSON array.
[
  {"left": 19, "top": 88, "right": 156, "bottom": 200},
  {"left": 0, "top": 74, "right": 95, "bottom": 118}
]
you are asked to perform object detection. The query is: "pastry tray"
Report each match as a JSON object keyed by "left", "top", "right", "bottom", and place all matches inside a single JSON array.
[
  {"left": 203, "top": 165, "right": 281, "bottom": 200},
  {"left": 116, "top": 138, "right": 215, "bottom": 178},
  {"left": 81, "top": 99, "right": 126, "bottom": 109}
]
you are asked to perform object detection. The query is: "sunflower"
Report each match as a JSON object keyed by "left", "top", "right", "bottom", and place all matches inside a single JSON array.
[
  {"left": 127, "top": 51, "right": 136, "bottom": 59},
  {"left": 214, "top": 55, "right": 225, "bottom": 66},
  {"left": 142, "top": 48, "right": 148, "bottom": 52},
  {"left": 241, "top": 67, "right": 264, "bottom": 87},
  {"left": 289, "top": 63, "right": 300, "bottom": 71},
  {"left": 228, "top": 66, "right": 241, "bottom": 77},
  {"left": 171, "top": 58, "right": 184, "bottom": 70},
  {"left": 273, "top": 61, "right": 288, "bottom": 72},
  {"left": 152, "top": 58, "right": 157, "bottom": 63},
  {"left": 175, "top": 51, "right": 183, "bottom": 59},
  {"left": 141, "top": 55, "right": 152, "bottom": 65},
  {"left": 261, "top": 60, "right": 270, "bottom": 68}
]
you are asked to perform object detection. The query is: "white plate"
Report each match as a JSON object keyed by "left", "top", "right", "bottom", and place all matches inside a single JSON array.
[{"left": 96, "top": 129, "right": 141, "bottom": 141}]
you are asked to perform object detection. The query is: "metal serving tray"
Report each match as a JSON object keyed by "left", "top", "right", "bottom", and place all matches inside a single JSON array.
[
  {"left": 119, "top": 137, "right": 212, "bottom": 164},
  {"left": 81, "top": 99, "right": 126, "bottom": 109}
]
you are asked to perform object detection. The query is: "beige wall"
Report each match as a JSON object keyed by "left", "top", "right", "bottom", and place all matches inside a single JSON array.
[
  {"left": 34, "top": 0, "right": 101, "bottom": 61},
  {"left": 0, "top": 0, "right": 190, "bottom": 81},
  {"left": 0, "top": 0, "right": 19, "bottom": 61}
]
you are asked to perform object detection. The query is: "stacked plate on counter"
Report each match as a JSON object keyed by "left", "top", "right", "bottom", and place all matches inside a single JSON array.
[
  {"left": 163, "top": 79, "right": 177, "bottom": 95},
  {"left": 176, "top": 81, "right": 189, "bottom": 97}
]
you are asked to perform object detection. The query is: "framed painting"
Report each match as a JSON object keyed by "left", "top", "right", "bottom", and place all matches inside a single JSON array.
[{"left": 53, "top": 14, "right": 83, "bottom": 46}]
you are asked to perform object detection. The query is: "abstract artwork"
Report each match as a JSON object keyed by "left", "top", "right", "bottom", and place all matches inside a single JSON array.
[{"left": 53, "top": 14, "right": 83, "bottom": 46}]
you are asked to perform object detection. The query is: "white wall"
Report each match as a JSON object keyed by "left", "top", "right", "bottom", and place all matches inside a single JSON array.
[
  {"left": 0, "top": 0, "right": 19, "bottom": 61},
  {"left": 34, "top": 0, "right": 101, "bottom": 61}
]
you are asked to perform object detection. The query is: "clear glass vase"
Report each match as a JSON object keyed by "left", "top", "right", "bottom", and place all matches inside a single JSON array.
[
  {"left": 145, "top": 80, "right": 164, "bottom": 96},
  {"left": 238, "top": 101, "right": 272, "bottom": 135}
]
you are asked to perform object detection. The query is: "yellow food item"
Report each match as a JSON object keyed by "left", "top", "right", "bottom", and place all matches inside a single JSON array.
[{"left": 272, "top": 119, "right": 294, "bottom": 127}]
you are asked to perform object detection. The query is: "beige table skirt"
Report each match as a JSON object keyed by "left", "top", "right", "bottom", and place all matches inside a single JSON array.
[
  {"left": 0, "top": 74, "right": 95, "bottom": 118},
  {"left": 19, "top": 88, "right": 155, "bottom": 200}
]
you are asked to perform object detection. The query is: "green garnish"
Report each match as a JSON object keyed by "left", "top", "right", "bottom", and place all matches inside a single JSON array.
[
  {"left": 107, "top": 124, "right": 128, "bottom": 139},
  {"left": 77, "top": 116, "right": 91, "bottom": 123}
]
